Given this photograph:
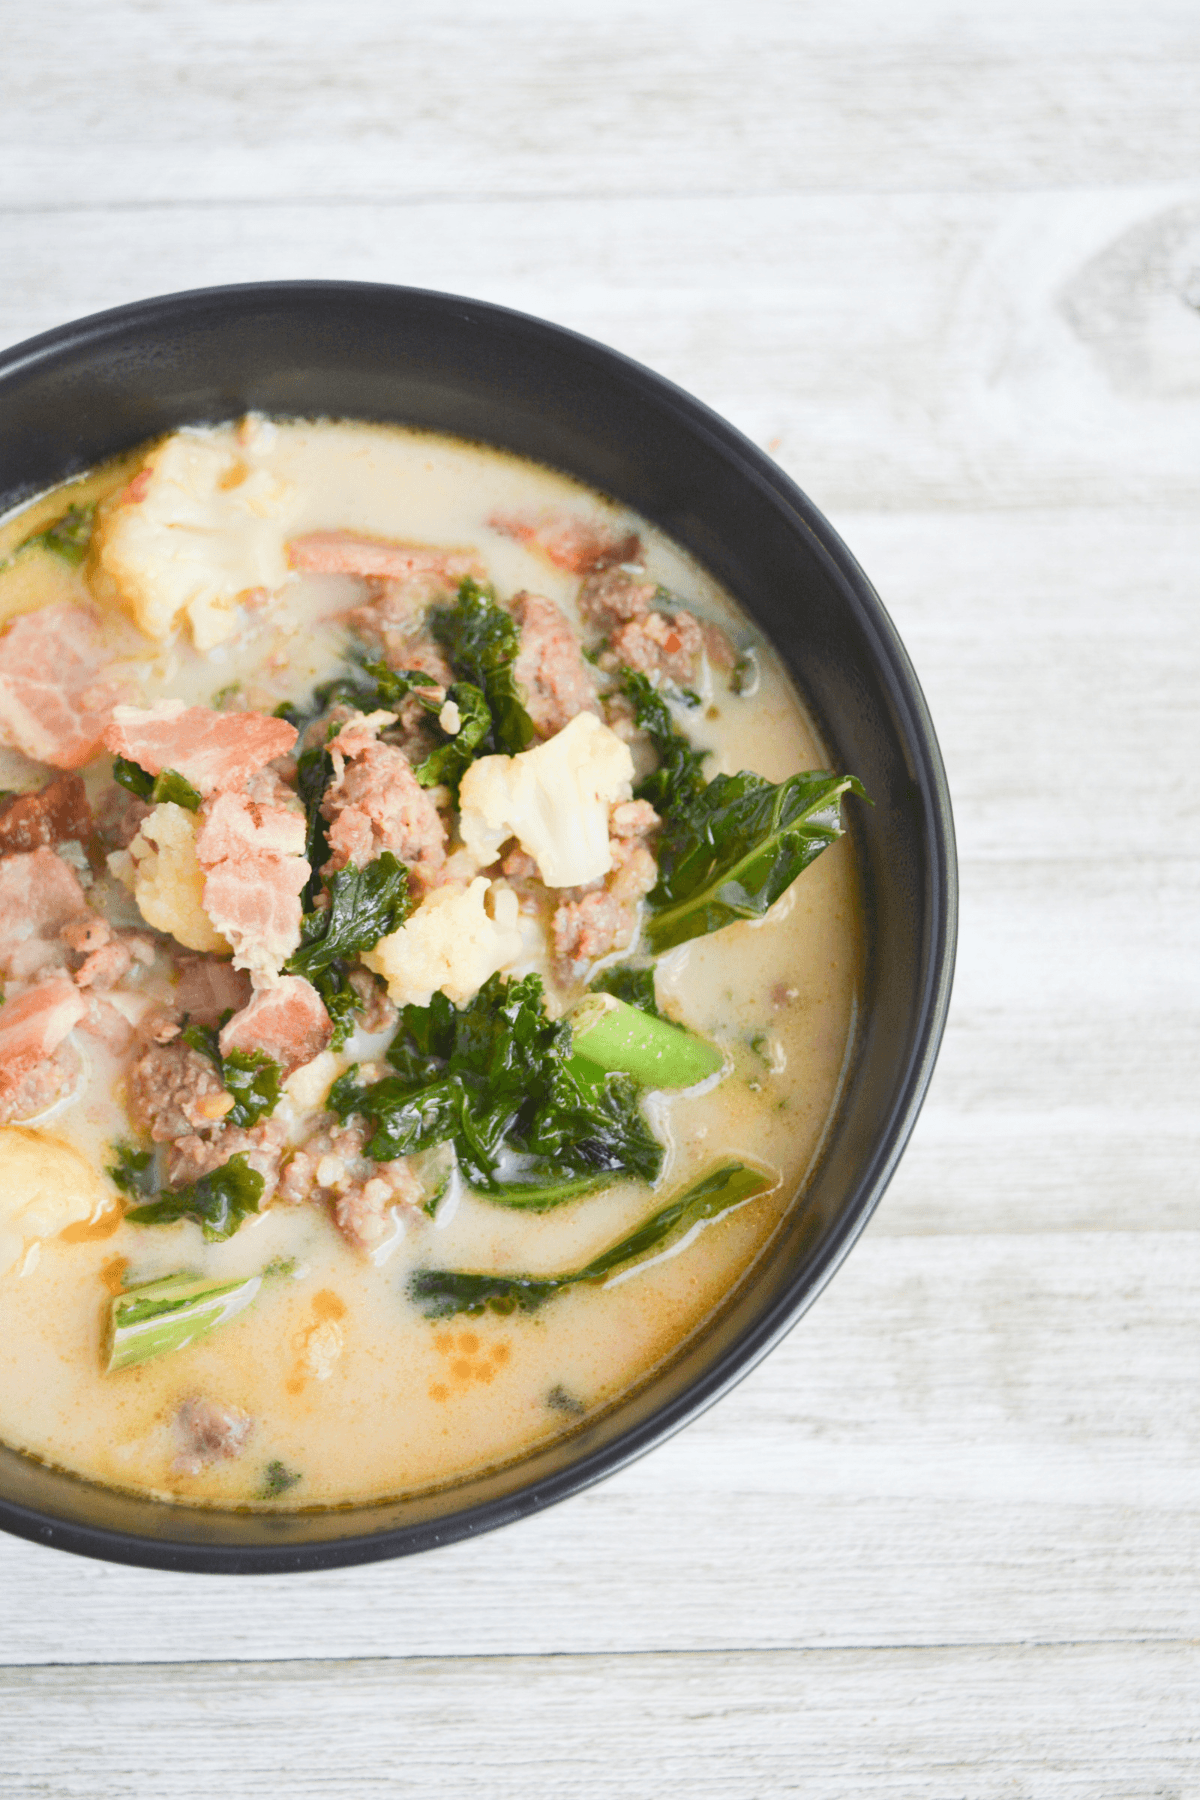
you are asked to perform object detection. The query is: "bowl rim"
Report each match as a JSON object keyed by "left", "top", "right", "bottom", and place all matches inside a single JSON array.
[{"left": 0, "top": 280, "right": 957, "bottom": 1574}]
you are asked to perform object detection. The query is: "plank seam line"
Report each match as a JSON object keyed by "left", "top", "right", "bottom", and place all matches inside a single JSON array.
[
  {"left": 4, "top": 1636, "right": 1196, "bottom": 1675},
  {"left": 1, "top": 178, "right": 1197, "bottom": 219}
]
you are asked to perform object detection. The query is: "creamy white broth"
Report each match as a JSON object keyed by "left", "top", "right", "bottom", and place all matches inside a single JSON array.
[{"left": 0, "top": 421, "right": 861, "bottom": 1508}]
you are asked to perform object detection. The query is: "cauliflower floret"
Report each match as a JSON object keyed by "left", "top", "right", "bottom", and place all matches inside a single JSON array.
[
  {"left": 0, "top": 1126, "right": 115, "bottom": 1278},
  {"left": 363, "top": 878, "right": 522, "bottom": 1008},
  {"left": 108, "top": 802, "right": 230, "bottom": 955},
  {"left": 96, "top": 427, "right": 296, "bottom": 649},
  {"left": 457, "top": 711, "right": 634, "bottom": 888}
]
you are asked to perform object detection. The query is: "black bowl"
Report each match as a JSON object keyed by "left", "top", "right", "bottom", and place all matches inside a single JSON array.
[{"left": 0, "top": 282, "right": 956, "bottom": 1573}]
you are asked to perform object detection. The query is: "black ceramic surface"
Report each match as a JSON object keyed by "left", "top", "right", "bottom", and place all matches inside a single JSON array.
[{"left": 0, "top": 283, "right": 956, "bottom": 1573}]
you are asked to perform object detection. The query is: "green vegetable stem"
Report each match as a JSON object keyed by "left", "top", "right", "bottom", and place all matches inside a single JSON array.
[
  {"left": 410, "top": 1161, "right": 774, "bottom": 1319},
  {"left": 111, "top": 756, "right": 202, "bottom": 812},
  {"left": 568, "top": 993, "right": 724, "bottom": 1089},
  {"left": 104, "top": 1271, "right": 261, "bottom": 1372}
]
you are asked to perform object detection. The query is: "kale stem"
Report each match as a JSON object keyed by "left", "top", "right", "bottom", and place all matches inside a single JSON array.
[
  {"left": 104, "top": 1272, "right": 262, "bottom": 1372},
  {"left": 568, "top": 992, "right": 724, "bottom": 1089}
]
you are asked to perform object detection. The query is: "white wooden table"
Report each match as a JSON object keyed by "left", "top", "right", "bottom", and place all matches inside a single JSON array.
[{"left": 2, "top": 2, "right": 1199, "bottom": 1792}]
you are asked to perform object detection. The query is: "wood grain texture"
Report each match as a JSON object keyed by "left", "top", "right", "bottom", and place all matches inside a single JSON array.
[
  {"left": 2, "top": 1232, "right": 1197, "bottom": 1665},
  {"left": 4, "top": 0, "right": 1199, "bottom": 209},
  {"left": 2, "top": 0, "right": 1198, "bottom": 1788},
  {"left": 2, "top": 191, "right": 1198, "bottom": 512},
  {"left": 3, "top": 1645, "right": 1199, "bottom": 1799}
]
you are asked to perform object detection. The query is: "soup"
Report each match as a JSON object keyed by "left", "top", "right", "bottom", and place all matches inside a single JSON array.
[{"left": 0, "top": 420, "right": 863, "bottom": 1509}]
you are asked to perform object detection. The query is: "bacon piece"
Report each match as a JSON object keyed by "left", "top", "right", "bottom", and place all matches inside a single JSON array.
[
  {"left": 0, "top": 776, "right": 92, "bottom": 858},
  {"left": 104, "top": 702, "right": 297, "bottom": 798},
  {"left": 321, "top": 714, "right": 446, "bottom": 892},
  {"left": 288, "top": 531, "right": 482, "bottom": 586},
  {"left": 489, "top": 511, "right": 641, "bottom": 575},
  {"left": 0, "top": 605, "right": 125, "bottom": 770},
  {"left": 509, "top": 590, "right": 599, "bottom": 738},
  {"left": 173, "top": 1397, "right": 253, "bottom": 1476},
  {"left": 0, "top": 980, "right": 86, "bottom": 1121},
  {"left": 0, "top": 849, "right": 89, "bottom": 982},
  {"left": 195, "top": 792, "right": 309, "bottom": 978},
  {"left": 219, "top": 976, "right": 332, "bottom": 1076}
]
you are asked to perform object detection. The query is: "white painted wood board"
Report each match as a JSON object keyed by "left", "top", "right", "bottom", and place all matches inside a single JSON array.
[{"left": 1, "top": 0, "right": 1198, "bottom": 1791}]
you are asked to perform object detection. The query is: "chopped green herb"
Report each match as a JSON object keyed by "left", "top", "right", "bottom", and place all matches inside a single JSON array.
[
  {"left": 262, "top": 1257, "right": 298, "bottom": 1281},
  {"left": 125, "top": 1152, "right": 266, "bottom": 1243},
  {"left": 332, "top": 972, "right": 663, "bottom": 1203},
  {"left": 410, "top": 1161, "right": 772, "bottom": 1318},
  {"left": 430, "top": 578, "right": 536, "bottom": 755},
  {"left": 261, "top": 1460, "right": 303, "bottom": 1498},
  {"left": 212, "top": 682, "right": 242, "bottom": 709},
  {"left": 546, "top": 1385, "right": 587, "bottom": 1416}
]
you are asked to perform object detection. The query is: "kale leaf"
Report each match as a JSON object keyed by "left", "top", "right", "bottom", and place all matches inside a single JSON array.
[
  {"left": 181, "top": 1023, "right": 282, "bottom": 1128},
  {"left": 112, "top": 756, "right": 202, "bottom": 812},
  {"left": 410, "top": 1161, "right": 771, "bottom": 1317},
  {"left": 330, "top": 972, "right": 663, "bottom": 1205},
  {"left": 645, "top": 768, "right": 867, "bottom": 953},
  {"left": 125, "top": 1153, "right": 266, "bottom": 1243},
  {"left": 617, "top": 668, "right": 865, "bottom": 954},
  {"left": 430, "top": 579, "right": 536, "bottom": 756},
  {"left": 619, "top": 670, "right": 709, "bottom": 815},
  {"left": 106, "top": 1142, "right": 155, "bottom": 1198},
  {"left": 412, "top": 680, "right": 491, "bottom": 795},
  {"left": 285, "top": 852, "right": 411, "bottom": 1051},
  {"left": 589, "top": 962, "right": 660, "bottom": 1018}
]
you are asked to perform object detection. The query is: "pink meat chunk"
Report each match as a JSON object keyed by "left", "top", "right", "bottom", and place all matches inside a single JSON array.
[
  {"left": 127, "top": 1039, "right": 230, "bottom": 1141},
  {"left": 0, "top": 849, "right": 89, "bottom": 982},
  {"left": 167, "top": 1118, "right": 287, "bottom": 1197},
  {"left": 195, "top": 792, "right": 310, "bottom": 975},
  {"left": 0, "top": 775, "right": 92, "bottom": 858},
  {"left": 0, "top": 980, "right": 87, "bottom": 1120},
  {"left": 509, "top": 590, "right": 599, "bottom": 737},
  {"left": 173, "top": 1397, "right": 253, "bottom": 1476},
  {"left": 279, "top": 1120, "right": 422, "bottom": 1252},
  {"left": 577, "top": 567, "right": 658, "bottom": 632},
  {"left": 289, "top": 531, "right": 484, "bottom": 584},
  {"left": 604, "top": 609, "right": 705, "bottom": 686},
  {"left": 321, "top": 715, "right": 446, "bottom": 892},
  {"left": 104, "top": 703, "right": 297, "bottom": 798},
  {"left": 552, "top": 803, "right": 660, "bottom": 975},
  {"left": 489, "top": 511, "right": 642, "bottom": 575},
  {"left": 219, "top": 976, "right": 332, "bottom": 1076},
  {"left": 173, "top": 956, "right": 253, "bottom": 1024},
  {"left": 0, "top": 605, "right": 125, "bottom": 770}
]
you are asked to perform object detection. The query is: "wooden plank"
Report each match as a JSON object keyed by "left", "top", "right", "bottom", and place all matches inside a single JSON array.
[
  {"left": 1, "top": 1231, "right": 1196, "bottom": 1665},
  {"left": 4, "top": 0, "right": 1199, "bottom": 209},
  {"left": 2, "top": 1643, "right": 1197, "bottom": 1798},
  {"left": 1, "top": 191, "right": 1196, "bottom": 512}
]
